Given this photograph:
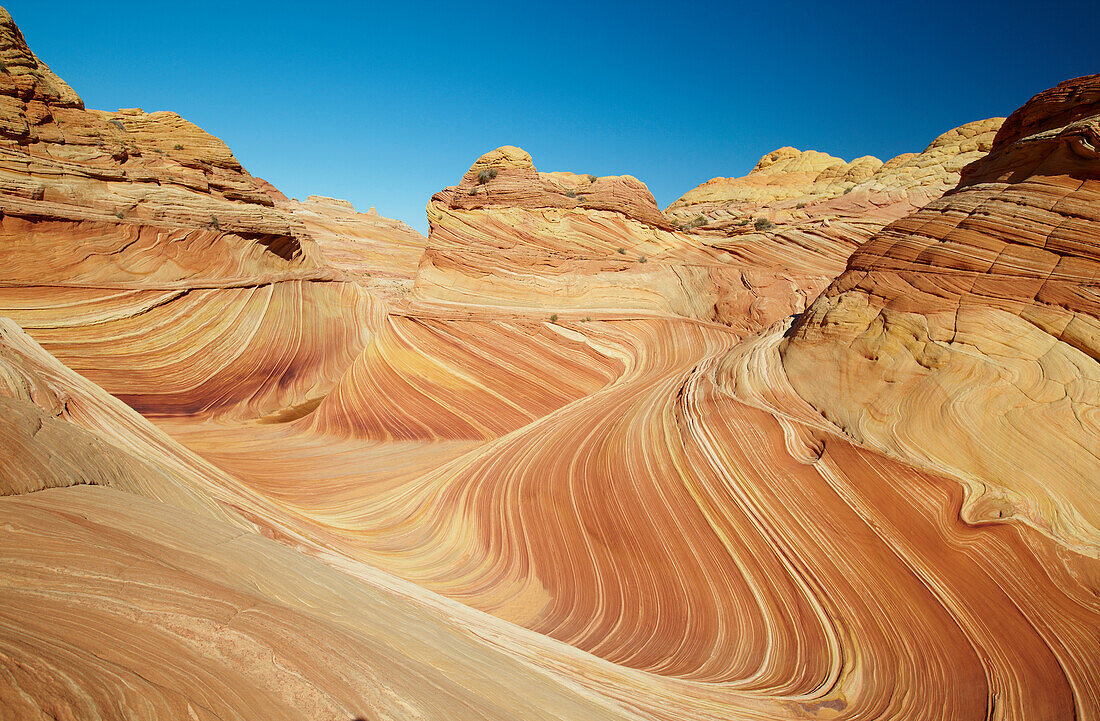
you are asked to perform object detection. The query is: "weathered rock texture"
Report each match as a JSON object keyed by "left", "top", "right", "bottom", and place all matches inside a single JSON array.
[
  {"left": 781, "top": 74, "right": 1100, "bottom": 553},
  {"left": 668, "top": 118, "right": 1003, "bottom": 225},
  {"left": 0, "top": 7, "right": 387, "bottom": 423},
  {"left": 283, "top": 195, "right": 428, "bottom": 300},
  {"left": 660, "top": 118, "right": 1005, "bottom": 337},
  {"left": 0, "top": 7, "right": 1097, "bottom": 721},
  {"left": 415, "top": 145, "right": 743, "bottom": 320}
]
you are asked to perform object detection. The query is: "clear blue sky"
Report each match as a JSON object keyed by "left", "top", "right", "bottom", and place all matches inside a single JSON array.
[{"left": 7, "top": 1, "right": 1097, "bottom": 233}]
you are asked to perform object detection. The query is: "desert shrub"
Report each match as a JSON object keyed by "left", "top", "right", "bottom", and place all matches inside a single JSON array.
[
  {"left": 477, "top": 168, "right": 498, "bottom": 184},
  {"left": 467, "top": 187, "right": 477, "bottom": 196},
  {"left": 565, "top": 189, "right": 576, "bottom": 198},
  {"left": 550, "top": 313, "right": 558, "bottom": 322},
  {"left": 795, "top": 201, "right": 806, "bottom": 209},
  {"left": 114, "top": 210, "right": 124, "bottom": 219},
  {"left": 616, "top": 247, "right": 626, "bottom": 254},
  {"left": 108, "top": 119, "right": 126, "bottom": 132},
  {"left": 210, "top": 215, "right": 221, "bottom": 230},
  {"left": 754, "top": 218, "right": 776, "bottom": 231},
  {"left": 638, "top": 255, "right": 647, "bottom": 263},
  {"left": 173, "top": 144, "right": 184, "bottom": 150},
  {"left": 586, "top": 174, "right": 597, "bottom": 183},
  {"left": 843, "top": 186, "right": 852, "bottom": 194}
]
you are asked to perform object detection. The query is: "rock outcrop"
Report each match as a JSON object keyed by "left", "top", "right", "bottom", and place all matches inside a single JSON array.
[
  {"left": 669, "top": 147, "right": 883, "bottom": 213},
  {"left": 668, "top": 118, "right": 1003, "bottom": 226},
  {"left": 659, "top": 118, "right": 1005, "bottom": 337},
  {"left": 415, "top": 146, "right": 738, "bottom": 320},
  {"left": 779, "top": 75, "right": 1100, "bottom": 552},
  {"left": 0, "top": 6, "right": 388, "bottom": 422},
  {"left": 282, "top": 195, "right": 428, "bottom": 300},
  {"left": 0, "top": 6, "right": 1097, "bottom": 721}
]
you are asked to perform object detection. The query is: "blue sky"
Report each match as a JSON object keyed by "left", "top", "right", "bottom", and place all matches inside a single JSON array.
[{"left": 8, "top": 1, "right": 1097, "bottom": 233}]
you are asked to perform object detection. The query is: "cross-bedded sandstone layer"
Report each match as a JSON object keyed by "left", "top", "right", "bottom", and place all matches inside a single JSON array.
[
  {"left": 781, "top": 73, "right": 1100, "bottom": 553},
  {"left": 0, "top": 6, "right": 1097, "bottom": 719},
  {"left": 662, "top": 118, "right": 1006, "bottom": 337}
]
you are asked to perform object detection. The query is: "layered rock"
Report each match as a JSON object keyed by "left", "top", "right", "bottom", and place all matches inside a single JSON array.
[
  {"left": 0, "top": 323, "right": 652, "bottom": 721},
  {"left": 0, "top": 7, "right": 1097, "bottom": 721},
  {"left": 0, "top": 7, "right": 391, "bottom": 422},
  {"left": 669, "top": 147, "right": 883, "bottom": 215},
  {"left": 660, "top": 118, "right": 1005, "bottom": 338},
  {"left": 780, "top": 74, "right": 1100, "bottom": 551},
  {"left": 0, "top": 486, "right": 645, "bottom": 721},
  {"left": 0, "top": 317, "right": 246, "bottom": 523},
  {"left": 415, "top": 146, "right": 736, "bottom": 320},
  {"left": 283, "top": 195, "right": 428, "bottom": 300},
  {"left": 0, "top": 6, "right": 325, "bottom": 284},
  {"left": 667, "top": 118, "right": 1003, "bottom": 226}
]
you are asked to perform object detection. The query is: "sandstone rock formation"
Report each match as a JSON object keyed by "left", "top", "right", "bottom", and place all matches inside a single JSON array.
[
  {"left": 0, "top": 6, "right": 383, "bottom": 423},
  {"left": 780, "top": 74, "right": 1100, "bottom": 553},
  {"left": 0, "top": 6, "right": 1097, "bottom": 720},
  {"left": 661, "top": 118, "right": 1005, "bottom": 337},
  {"left": 670, "top": 146, "right": 883, "bottom": 212},
  {"left": 414, "top": 145, "right": 733, "bottom": 319},
  {"left": 283, "top": 195, "right": 428, "bottom": 300},
  {"left": 668, "top": 118, "right": 1003, "bottom": 226}
]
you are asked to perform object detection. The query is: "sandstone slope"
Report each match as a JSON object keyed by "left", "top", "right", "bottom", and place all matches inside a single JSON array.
[
  {"left": 0, "top": 6, "right": 1097, "bottom": 721},
  {"left": 780, "top": 74, "right": 1100, "bottom": 553},
  {"left": 0, "top": 7, "right": 389, "bottom": 423}
]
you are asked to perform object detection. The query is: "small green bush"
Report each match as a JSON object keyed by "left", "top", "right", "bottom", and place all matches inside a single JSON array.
[
  {"left": 114, "top": 210, "right": 124, "bottom": 219},
  {"left": 586, "top": 174, "right": 597, "bottom": 183},
  {"left": 468, "top": 187, "right": 478, "bottom": 196},
  {"left": 638, "top": 255, "right": 647, "bottom": 263},
  {"left": 754, "top": 218, "right": 776, "bottom": 231},
  {"left": 173, "top": 144, "right": 184, "bottom": 150},
  {"left": 843, "top": 186, "right": 853, "bottom": 195},
  {"left": 616, "top": 247, "right": 626, "bottom": 254},
  {"left": 550, "top": 313, "right": 558, "bottom": 322},
  {"left": 210, "top": 215, "right": 221, "bottom": 230},
  {"left": 477, "top": 168, "right": 498, "bottom": 185},
  {"left": 565, "top": 189, "right": 576, "bottom": 198}
]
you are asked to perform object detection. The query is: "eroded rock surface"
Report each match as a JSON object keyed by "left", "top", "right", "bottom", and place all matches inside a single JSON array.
[
  {"left": 781, "top": 74, "right": 1100, "bottom": 552},
  {"left": 0, "top": 7, "right": 1097, "bottom": 720}
]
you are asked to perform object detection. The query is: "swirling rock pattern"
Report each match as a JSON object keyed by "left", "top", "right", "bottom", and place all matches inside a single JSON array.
[
  {"left": 282, "top": 195, "right": 428, "bottom": 300},
  {"left": 781, "top": 74, "right": 1100, "bottom": 552},
  {"left": 0, "top": 7, "right": 1097, "bottom": 720}
]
